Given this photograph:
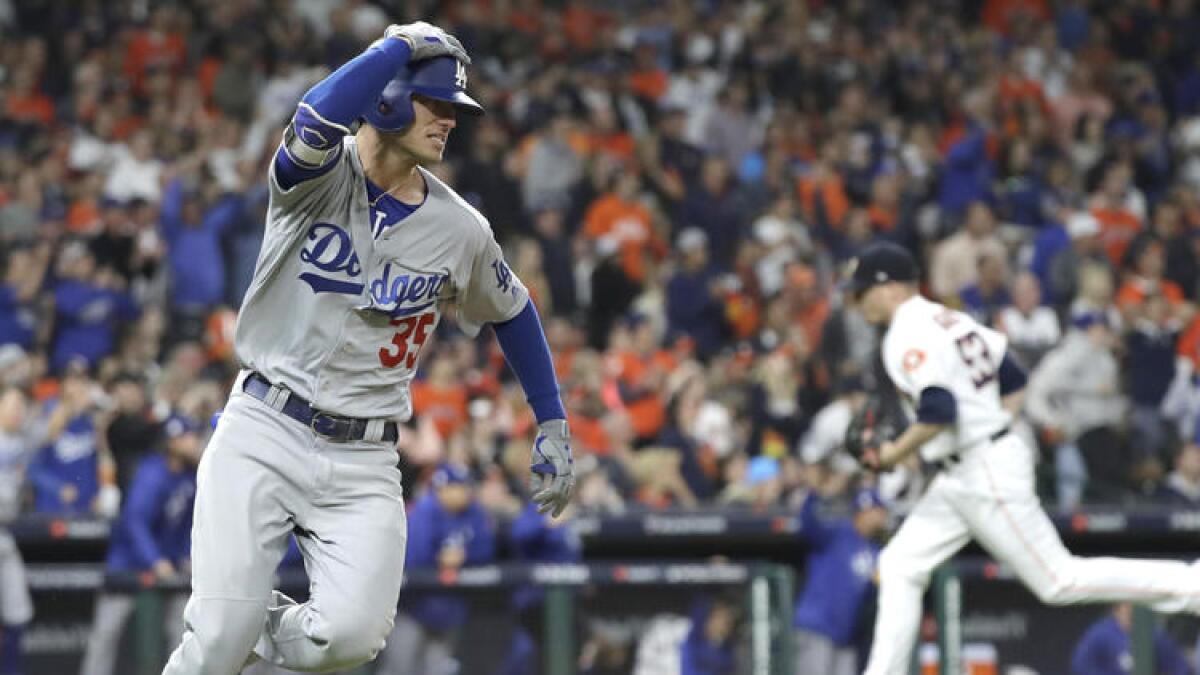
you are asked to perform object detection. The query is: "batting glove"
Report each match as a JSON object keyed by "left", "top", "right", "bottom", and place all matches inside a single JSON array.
[
  {"left": 384, "top": 21, "right": 470, "bottom": 64},
  {"left": 531, "top": 419, "right": 575, "bottom": 517}
]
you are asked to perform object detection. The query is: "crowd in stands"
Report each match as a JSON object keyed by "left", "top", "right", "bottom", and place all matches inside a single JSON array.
[{"left": 5, "top": 0, "right": 1200, "bottom": 529}]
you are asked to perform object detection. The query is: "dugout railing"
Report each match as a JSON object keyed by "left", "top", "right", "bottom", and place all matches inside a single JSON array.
[{"left": 25, "top": 560, "right": 795, "bottom": 675}]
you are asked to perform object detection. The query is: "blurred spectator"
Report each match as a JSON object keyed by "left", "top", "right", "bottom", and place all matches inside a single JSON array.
[
  {"left": 499, "top": 503, "right": 583, "bottom": 675},
  {"left": 0, "top": 244, "right": 50, "bottom": 351},
  {"left": 28, "top": 365, "right": 118, "bottom": 516},
  {"left": 1027, "top": 312, "right": 1129, "bottom": 506},
  {"left": 929, "top": 202, "right": 1006, "bottom": 302},
  {"left": 666, "top": 228, "right": 729, "bottom": 360},
  {"left": 0, "top": 386, "right": 36, "bottom": 674},
  {"left": 1160, "top": 441, "right": 1200, "bottom": 505},
  {"left": 522, "top": 113, "right": 583, "bottom": 213},
  {"left": 159, "top": 174, "right": 243, "bottom": 324},
  {"left": 587, "top": 236, "right": 642, "bottom": 351},
  {"left": 1125, "top": 293, "right": 1183, "bottom": 467},
  {"left": 80, "top": 414, "right": 201, "bottom": 675},
  {"left": 799, "top": 374, "right": 868, "bottom": 498},
  {"left": 102, "top": 130, "right": 163, "bottom": 204},
  {"left": 1070, "top": 603, "right": 1191, "bottom": 675},
  {"left": 793, "top": 488, "right": 888, "bottom": 675},
  {"left": 680, "top": 594, "right": 740, "bottom": 675},
  {"left": 381, "top": 464, "right": 496, "bottom": 675},
  {"left": 996, "top": 272, "right": 1061, "bottom": 368},
  {"left": 681, "top": 157, "right": 741, "bottom": 269},
  {"left": 582, "top": 172, "right": 664, "bottom": 288},
  {"left": 958, "top": 251, "right": 1012, "bottom": 326},
  {"left": 50, "top": 242, "right": 139, "bottom": 373},
  {"left": 103, "top": 373, "right": 160, "bottom": 494}
]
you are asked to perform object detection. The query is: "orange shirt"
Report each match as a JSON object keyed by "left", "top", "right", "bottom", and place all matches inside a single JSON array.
[
  {"left": 582, "top": 193, "right": 660, "bottom": 282},
  {"left": 6, "top": 93, "right": 55, "bottom": 127},
  {"left": 1116, "top": 277, "right": 1185, "bottom": 309},
  {"left": 628, "top": 68, "right": 668, "bottom": 100},
  {"left": 1092, "top": 206, "right": 1143, "bottom": 266},
  {"left": 411, "top": 381, "right": 469, "bottom": 439},
  {"left": 613, "top": 350, "right": 675, "bottom": 440},
  {"left": 124, "top": 30, "right": 187, "bottom": 85},
  {"left": 796, "top": 174, "right": 849, "bottom": 229},
  {"left": 569, "top": 414, "right": 609, "bottom": 456}
]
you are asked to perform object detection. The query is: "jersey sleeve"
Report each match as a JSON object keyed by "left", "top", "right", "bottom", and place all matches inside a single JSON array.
[
  {"left": 883, "top": 326, "right": 954, "bottom": 401},
  {"left": 455, "top": 224, "right": 529, "bottom": 337}
]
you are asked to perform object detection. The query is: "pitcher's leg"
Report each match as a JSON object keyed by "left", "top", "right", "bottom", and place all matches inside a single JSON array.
[
  {"left": 162, "top": 396, "right": 297, "bottom": 674},
  {"left": 863, "top": 482, "right": 971, "bottom": 675},
  {"left": 258, "top": 449, "right": 406, "bottom": 671},
  {"left": 967, "top": 450, "right": 1200, "bottom": 612}
]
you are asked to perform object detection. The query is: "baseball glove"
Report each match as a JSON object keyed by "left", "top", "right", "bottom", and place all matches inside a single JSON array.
[{"left": 844, "top": 395, "right": 902, "bottom": 471}]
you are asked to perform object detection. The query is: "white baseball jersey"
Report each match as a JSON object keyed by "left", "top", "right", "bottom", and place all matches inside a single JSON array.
[
  {"left": 234, "top": 136, "right": 528, "bottom": 421},
  {"left": 881, "top": 295, "right": 1012, "bottom": 461}
]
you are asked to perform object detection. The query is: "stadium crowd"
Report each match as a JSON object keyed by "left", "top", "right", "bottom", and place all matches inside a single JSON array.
[{"left": 4, "top": 0, "right": 1200, "bottom": 531}]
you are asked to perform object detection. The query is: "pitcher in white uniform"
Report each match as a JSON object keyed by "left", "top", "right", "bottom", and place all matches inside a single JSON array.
[{"left": 845, "top": 241, "right": 1200, "bottom": 675}]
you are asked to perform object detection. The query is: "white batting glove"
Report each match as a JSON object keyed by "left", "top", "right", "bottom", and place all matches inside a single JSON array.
[
  {"left": 531, "top": 419, "right": 575, "bottom": 517},
  {"left": 384, "top": 21, "right": 470, "bottom": 64}
]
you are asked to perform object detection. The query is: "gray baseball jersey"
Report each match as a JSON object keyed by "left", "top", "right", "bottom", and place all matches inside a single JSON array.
[{"left": 234, "top": 135, "right": 528, "bottom": 420}]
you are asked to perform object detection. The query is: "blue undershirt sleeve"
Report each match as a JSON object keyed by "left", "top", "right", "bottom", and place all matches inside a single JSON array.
[
  {"left": 916, "top": 386, "right": 957, "bottom": 425},
  {"left": 274, "top": 38, "right": 412, "bottom": 190},
  {"left": 997, "top": 351, "right": 1028, "bottom": 396},
  {"left": 493, "top": 300, "right": 566, "bottom": 424}
]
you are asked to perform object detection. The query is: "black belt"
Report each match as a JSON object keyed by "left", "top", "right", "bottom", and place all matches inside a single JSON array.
[
  {"left": 242, "top": 372, "right": 398, "bottom": 443},
  {"left": 938, "top": 426, "right": 1010, "bottom": 470}
]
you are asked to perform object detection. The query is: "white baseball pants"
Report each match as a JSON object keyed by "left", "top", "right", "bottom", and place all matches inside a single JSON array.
[{"left": 864, "top": 434, "right": 1200, "bottom": 675}]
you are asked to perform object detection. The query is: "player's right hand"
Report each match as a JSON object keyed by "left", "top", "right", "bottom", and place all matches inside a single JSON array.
[
  {"left": 384, "top": 21, "right": 470, "bottom": 64},
  {"left": 531, "top": 419, "right": 575, "bottom": 517}
]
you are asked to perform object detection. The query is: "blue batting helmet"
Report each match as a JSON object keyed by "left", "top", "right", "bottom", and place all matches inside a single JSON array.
[{"left": 363, "top": 56, "right": 483, "bottom": 132}]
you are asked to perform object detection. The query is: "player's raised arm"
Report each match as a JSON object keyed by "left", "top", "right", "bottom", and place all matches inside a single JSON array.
[{"left": 273, "top": 22, "right": 469, "bottom": 190}]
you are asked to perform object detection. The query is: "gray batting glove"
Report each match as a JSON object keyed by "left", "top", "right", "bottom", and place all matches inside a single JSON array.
[
  {"left": 384, "top": 21, "right": 470, "bottom": 64},
  {"left": 531, "top": 419, "right": 575, "bottom": 517}
]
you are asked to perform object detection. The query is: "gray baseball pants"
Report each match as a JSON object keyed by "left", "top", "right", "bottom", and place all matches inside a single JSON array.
[{"left": 162, "top": 381, "right": 407, "bottom": 674}]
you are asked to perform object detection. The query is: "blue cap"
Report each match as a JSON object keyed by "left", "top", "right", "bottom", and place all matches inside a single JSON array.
[
  {"left": 163, "top": 414, "right": 199, "bottom": 440},
  {"left": 746, "top": 456, "right": 780, "bottom": 486},
  {"left": 431, "top": 462, "right": 471, "bottom": 487},
  {"left": 853, "top": 488, "right": 887, "bottom": 513},
  {"left": 843, "top": 241, "right": 918, "bottom": 299}
]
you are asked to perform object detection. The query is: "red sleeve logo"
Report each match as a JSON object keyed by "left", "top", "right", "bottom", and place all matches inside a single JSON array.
[{"left": 901, "top": 348, "right": 926, "bottom": 373}]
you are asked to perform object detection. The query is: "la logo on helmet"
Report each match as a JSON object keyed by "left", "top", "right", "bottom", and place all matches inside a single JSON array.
[{"left": 455, "top": 61, "right": 467, "bottom": 89}]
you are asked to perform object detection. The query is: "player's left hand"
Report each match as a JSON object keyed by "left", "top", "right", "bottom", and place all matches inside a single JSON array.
[
  {"left": 384, "top": 21, "right": 470, "bottom": 64},
  {"left": 531, "top": 419, "right": 574, "bottom": 517}
]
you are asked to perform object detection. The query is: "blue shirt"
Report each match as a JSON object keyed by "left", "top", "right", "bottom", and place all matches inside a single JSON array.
[
  {"left": 509, "top": 503, "right": 582, "bottom": 610},
  {"left": 51, "top": 280, "right": 138, "bottom": 372},
  {"left": 0, "top": 284, "right": 36, "bottom": 349},
  {"left": 939, "top": 124, "right": 993, "bottom": 215},
  {"left": 1071, "top": 615, "right": 1190, "bottom": 675},
  {"left": 29, "top": 409, "right": 98, "bottom": 515},
  {"left": 793, "top": 493, "right": 880, "bottom": 646},
  {"left": 680, "top": 602, "right": 737, "bottom": 675},
  {"left": 160, "top": 179, "right": 243, "bottom": 310},
  {"left": 106, "top": 453, "right": 196, "bottom": 572},
  {"left": 404, "top": 491, "right": 496, "bottom": 631}
]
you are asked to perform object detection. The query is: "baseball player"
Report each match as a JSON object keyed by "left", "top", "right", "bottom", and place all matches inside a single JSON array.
[
  {"left": 81, "top": 414, "right": 201, "bottom": 675},
  {"left": 846, "top": 242, "right": 1200, "bottom": 675},
  {"left": 162, "top": 20, "right": 574, "bottom": 675},
  {"left": 0, "top": 386, "right": 37, "bottom": 675}
]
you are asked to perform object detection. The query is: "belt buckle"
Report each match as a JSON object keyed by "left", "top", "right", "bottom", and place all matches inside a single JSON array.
[{"left": 310, "top": 412, "right": 346, "bottom": 441}]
